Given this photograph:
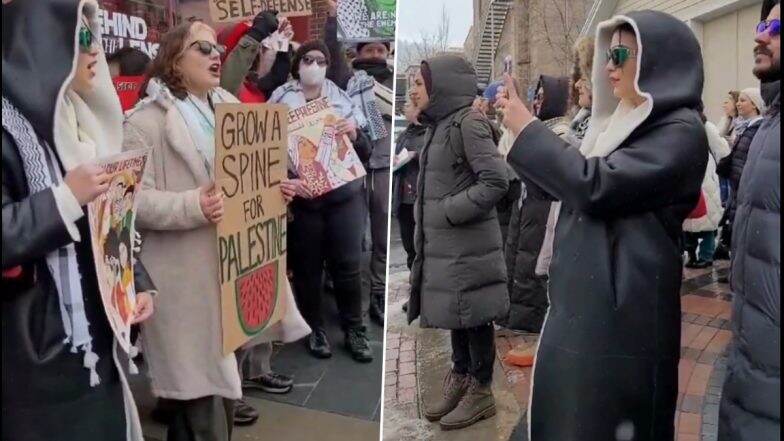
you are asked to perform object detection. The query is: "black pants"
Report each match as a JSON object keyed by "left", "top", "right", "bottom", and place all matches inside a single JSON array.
[
  {"left": 167, "top": 396, "right": 234, "bottom": 441},
  {"left": 289, "top": 193, "right": 364, "bottom": 330},
  {"left": 398, "top": 203, "right": 416, "bottom": 270},
  {"left": 451, "top": 324, "right": 496, "bottom": 386},
  {"left": 367, "top": 169, "right": 390, "bottom": 297}
]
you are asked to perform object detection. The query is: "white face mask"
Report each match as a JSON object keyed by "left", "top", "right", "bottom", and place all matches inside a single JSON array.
[{"left": 299, "top": 63, "right": 327, "bottom": 87}]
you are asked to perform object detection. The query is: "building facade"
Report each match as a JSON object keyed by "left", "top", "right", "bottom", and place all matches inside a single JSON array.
[
  {"left": 583, "top": 0, "right": 764, "bottom": 123},
  {"left": 464, "top": 0, "right": 593, "bottom": 97}
]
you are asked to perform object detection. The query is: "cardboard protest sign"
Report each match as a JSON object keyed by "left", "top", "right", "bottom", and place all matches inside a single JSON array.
[
  {"left": 87, "top": 149, "right": 150, "bottom": 353},
  {"left": 209, "top": 0, "right": 312, "bottom": 23},
  {"left": 215, "top": 103, "right": 289, "bottom": 355},
  {"left": 337, "top": 0, "right": 396, "bottom": 43},
  {"left": 287, "top": 97, "right": 366, "bottom": 198}
]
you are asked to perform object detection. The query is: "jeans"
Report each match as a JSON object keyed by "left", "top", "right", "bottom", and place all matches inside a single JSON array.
[
  {"left": 235, "top": 343, "right": 273, "bottom": 381},
  {"left": 684, "top": 231, "right": 717, "bottom": 262},
  {"left": 398, "top": 203, "right": 416, "bottom": 270},
  {"left": 288, "top": 192, "right": 365, "bottom": 330},
  {"left": 451, "top": 324, "right": 496, "bottom": 386},
  {"left": 367, "top": 169, "right": 390, "bottom": 298}
]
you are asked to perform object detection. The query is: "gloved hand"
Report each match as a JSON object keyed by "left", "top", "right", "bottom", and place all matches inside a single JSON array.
[{"left": 247, "top": 10, "right": 279, "bottom": 42}]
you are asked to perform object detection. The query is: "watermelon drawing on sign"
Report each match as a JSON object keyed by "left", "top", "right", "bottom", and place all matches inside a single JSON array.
[{"left": 235, "top": 261, "right": 279, "bottom": 335}]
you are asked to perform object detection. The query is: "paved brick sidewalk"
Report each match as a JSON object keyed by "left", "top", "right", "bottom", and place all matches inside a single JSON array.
[{"left": 384, "top": 261, "right": 734, "bottom": 441}]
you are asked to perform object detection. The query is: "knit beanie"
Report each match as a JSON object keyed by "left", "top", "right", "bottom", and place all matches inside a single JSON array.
[
  {"left": 740, "top": 87, "right": 767, "bottom": 115},
  {"left": 291, "top": 40, "right": 331, "bottom": 80}
]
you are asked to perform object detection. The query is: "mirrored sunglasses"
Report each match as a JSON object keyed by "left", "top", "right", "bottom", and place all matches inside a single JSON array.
[
  {"left": 606, "top": 46, "right": 637, "bottom": 68},
  {"left": 756, "top": 19, "right": 781, "bottom": 37}
]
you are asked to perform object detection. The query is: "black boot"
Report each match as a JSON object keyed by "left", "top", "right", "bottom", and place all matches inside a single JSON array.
[
  {"left": 307, "top": 328, "right": 332, "bottom": 359},
  {"left": 345, "top": 326, "right": 373, "bottom": 363},
  {"left": 369, "top": 292, "right": 385, "bottom": 326}
]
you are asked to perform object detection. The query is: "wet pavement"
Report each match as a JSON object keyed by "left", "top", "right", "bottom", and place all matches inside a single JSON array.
[{"left": 385, "top": 218, "right": 734, "bottom": 441}]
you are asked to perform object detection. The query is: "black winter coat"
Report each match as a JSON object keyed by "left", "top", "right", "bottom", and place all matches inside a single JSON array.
[
  {"left": 718, "top": 92, "right": 780, "bottom": 441},
  {"left": 407, "top": 55, "right": 509, "bottom": 329},
  {"left": 717, "top": 119, "right": 762, "bottom": 222},
  {"left": 509, "top": 12, "right": 707, "bottom": 440},
  {"left": 500, "top": 75, "right": 571, "bottom": 332}
]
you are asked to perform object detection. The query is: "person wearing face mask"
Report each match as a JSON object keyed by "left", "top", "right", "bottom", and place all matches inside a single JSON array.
[
  {"left": 325, "top": 0, "right": 393, "bottom": 327},
  {"left": 122, "top": 20, "right": 249, "bottom": 441},
  {"left": 219, "top": 11, "right": 293, "bottom": 103},
  {"left": 496, "top": 12, "right": 707, "bottom": 440},
  {"left": 269, "top": 42, "right": 374, "bottom": 363},
  {"left": 719, "top": 2, "right": 780, "bottom": 438},
  {"left": 715, "top": 87, "right": 766, "bottom": 269},
  {"left": 3, "top": 1, "right": 156, "bottom": 440},
  {"left": 214, "top": 10, "right": 310, "bottom": 427}
]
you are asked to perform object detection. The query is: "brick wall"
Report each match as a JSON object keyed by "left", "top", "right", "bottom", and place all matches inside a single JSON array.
[{"left": 308, "top": 0, "right": 329, "bottom": 41}]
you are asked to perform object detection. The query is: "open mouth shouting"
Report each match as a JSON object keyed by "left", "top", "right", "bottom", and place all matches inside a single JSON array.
[{"left": 209, "top": 62, "right": 221, "bottom": 77}]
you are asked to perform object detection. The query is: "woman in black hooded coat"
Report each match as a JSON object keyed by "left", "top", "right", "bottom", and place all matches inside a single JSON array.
[
  {"left": 2, "top": 1, "right": 154, "bottom": 440},
  {"left": 496, "top": 11, "right": 707, "bottom": 440}
]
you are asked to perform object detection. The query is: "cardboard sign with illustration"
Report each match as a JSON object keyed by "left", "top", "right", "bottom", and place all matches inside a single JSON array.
[
  {"left": 214, "top": 103, "right": 289, "bottom": 355},
  {"left": 87, "top": 149, "right": 150, "bottom": 353},
  {"left": 209, "top": 0, "right": 312, "bottom": 23},
  {"left": 337, "top": 0, "right": 396, "bottom": 43},
  {"left": 287, "top": 97, "right": 366, "bottom": 198}
]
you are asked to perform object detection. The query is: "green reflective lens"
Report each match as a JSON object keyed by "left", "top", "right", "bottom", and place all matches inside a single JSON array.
[
  {"left": 607, "top": 46, "right": 634, "bottom": 68},
  {"left": 78, "top": 26, "right": 93, "bottom": 53}
]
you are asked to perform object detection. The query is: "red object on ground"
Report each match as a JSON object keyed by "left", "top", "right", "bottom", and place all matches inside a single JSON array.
[
  {"left": 3, "top": 266, "right": 23, "bottom": 279},
  {"left": 687, "top": 192, "right": 708, "bottom": 219},
  {"left": 113, "top": 76, "right": 146, "bottom": 111}
]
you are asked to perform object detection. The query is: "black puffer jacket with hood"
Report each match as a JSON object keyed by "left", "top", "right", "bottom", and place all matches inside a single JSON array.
[
  {"left": 2, "top": 1, "right": 151, "bottom": 440},
  {"left": 500, "top": 75, "right": 570, "bottom": 332},
  {"left": 507, "top": 11, "right": 707, "bottom": 440},
  {"left": 407, "top": 55, "right": 509, "bottom": 329}
]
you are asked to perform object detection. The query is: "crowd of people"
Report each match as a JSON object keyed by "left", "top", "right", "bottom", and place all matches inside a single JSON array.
[
  {"left": 3, "top": 0, "right": 391, "bottom": 440},
  {"left": 395, "top": 1, "right": 779, "bottom": 439}
]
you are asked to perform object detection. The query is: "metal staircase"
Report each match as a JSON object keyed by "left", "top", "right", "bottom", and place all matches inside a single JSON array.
[{"left": 473, "top": 0, "right": 514, "bottom": 87}]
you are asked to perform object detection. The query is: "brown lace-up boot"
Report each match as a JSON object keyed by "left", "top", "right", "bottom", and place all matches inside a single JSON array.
[{"left": 423, "top": 370, "right": 470, "bottom": 422}]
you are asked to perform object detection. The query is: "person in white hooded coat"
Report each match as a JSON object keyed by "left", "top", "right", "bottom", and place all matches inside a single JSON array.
[{"left": 682, "top": 108, "right": 731, "bottom": 268}]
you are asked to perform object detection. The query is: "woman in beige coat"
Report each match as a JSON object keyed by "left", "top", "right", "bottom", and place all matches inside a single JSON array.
[{"left": 122, "top": 21, "right": 241, "bottom": 441}]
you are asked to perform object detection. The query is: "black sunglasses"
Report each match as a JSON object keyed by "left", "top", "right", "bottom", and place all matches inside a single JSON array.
[
  {"left": 189, "top": 40, "right": 225, "bottom": 56},
  {"left": 302, "top": 55, "right": 328, "bottom": 67}
]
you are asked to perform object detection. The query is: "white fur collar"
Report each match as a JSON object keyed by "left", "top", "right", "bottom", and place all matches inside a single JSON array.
[
  {"left": 578, "top": 15, "right": 654, "bottom": 159},
  {"left": 52, "top": 0, "right": 124, "bottom": 170}
]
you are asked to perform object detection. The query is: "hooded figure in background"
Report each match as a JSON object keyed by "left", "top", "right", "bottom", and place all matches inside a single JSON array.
[
  {"left": 2, "top": 1, "right": 154, "bottom": 440},
  {"left": 719, "top": 1, "right": 780, "bottom": 439},
  {"left": 500, "top": 75, "right": 570, "bottom": 333},
  {"left": 496, "top": 11, "right": 707, "bottom": 440}
]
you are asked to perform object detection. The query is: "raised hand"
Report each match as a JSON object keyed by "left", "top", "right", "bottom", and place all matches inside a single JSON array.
[{"left": 494, "top": 74, "right": 535, "bottom": 137}]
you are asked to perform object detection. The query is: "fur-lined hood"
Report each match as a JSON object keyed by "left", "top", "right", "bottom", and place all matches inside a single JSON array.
[{"left": 579, "top": 11, "right": 704, "bottom": 159}]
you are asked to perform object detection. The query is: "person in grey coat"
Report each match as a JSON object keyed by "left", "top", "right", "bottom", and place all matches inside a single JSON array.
[
  {"left": 719, "top": 1, "right": 780, "bottom": 439},
  {"left": 407, "top": 55, "right": 509, "bottom": 431},
  {"left": 496, "top": 12, "right": 707, "bottom": 440}
]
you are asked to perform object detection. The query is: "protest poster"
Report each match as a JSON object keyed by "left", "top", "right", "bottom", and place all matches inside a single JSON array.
[
  {"left": 208, "top": 0, "right": 312, "bottom": 23},
  {"left": 287, "top": 97, "right": 367, "bottom": 198},
  {"left": 214, "top": 103, "right": 289, "bottom": 355},
  {"left": 337, "top": 0, "right": 396, "bottom": 43},
  {"left": 87, "top": 149, "right": 150, "bottom": 353}
]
